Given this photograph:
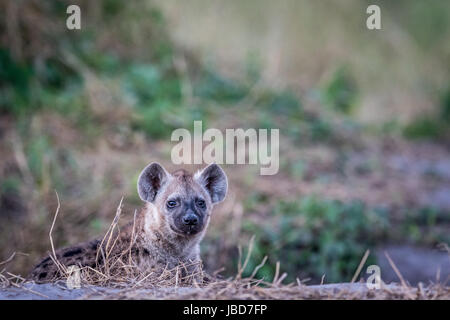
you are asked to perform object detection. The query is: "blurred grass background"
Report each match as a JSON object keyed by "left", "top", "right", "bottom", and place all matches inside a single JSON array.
[{"left": 0, "top": 0, "right": 449, "bottom": 284}]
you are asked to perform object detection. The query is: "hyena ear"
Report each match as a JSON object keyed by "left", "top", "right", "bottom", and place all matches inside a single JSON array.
[
  {"left": 137, "top": 162, "right": 170, "bottom": 202},
  {"left": 195, "top": 163, "right": 228, "bottom": 204}
]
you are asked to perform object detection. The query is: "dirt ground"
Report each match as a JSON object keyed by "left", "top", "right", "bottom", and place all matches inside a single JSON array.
[
  {"left": 375, "top": 245, "right": 450, "bottom": 285},
  {"left": 1, "top": 282, "right": 449, "bottom": 300}
]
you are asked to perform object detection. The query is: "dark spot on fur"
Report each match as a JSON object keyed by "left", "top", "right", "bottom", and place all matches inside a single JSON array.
[
  {"left": 41, "top": 256, "right": 51, "bottom": 263},
  {"left": 143, "top": 248, "right": 150, "bottom": 256},
  {"left": 90, "top": 240, "right": 100, "bottom": 250},
  {"left": 37, "top": 256, "right": 51, "bottom": 267},
  {"left": 63, "top": 248, "right": 83, "bottom": 257}
]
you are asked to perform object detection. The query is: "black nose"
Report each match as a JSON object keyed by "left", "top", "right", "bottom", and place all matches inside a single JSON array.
[{"left": 182, "top": 213, "right": 199, "bottom": 225}]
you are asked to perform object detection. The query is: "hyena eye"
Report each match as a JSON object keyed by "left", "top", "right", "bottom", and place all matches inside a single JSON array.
[
  {"left": 166, "top": 200, "right": 178, "bottom": 208},
  {"left": 196, "top": 199, "right": 206, "bottom": 208}
]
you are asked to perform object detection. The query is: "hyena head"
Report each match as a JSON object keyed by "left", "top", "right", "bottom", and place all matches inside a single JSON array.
[{"left": 137, "top": 162, "right": 228, "bottom": 238}]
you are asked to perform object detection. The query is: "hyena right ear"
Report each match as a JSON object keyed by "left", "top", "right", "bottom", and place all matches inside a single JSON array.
[
  {"left": 195, "top": 163, "right": 228, "bottom": 204},
  {"left": 137, "top": 162, "right": 170, "bottom": 202}
]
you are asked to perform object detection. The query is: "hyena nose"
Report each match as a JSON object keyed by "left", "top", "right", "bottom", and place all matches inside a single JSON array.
[{"left": 182, "top": 213, "right": 199, "bottom": 226}]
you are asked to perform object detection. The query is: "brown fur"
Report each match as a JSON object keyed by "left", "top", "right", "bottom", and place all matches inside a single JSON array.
[{"left": 29, "top": 164, "right": 227, "bottom": 283}]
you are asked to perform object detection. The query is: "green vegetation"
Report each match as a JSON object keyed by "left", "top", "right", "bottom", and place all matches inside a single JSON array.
[
  {"left": 240, "top": 197, "right": 388, "bottom": 283},
  {"left": 230, "top": 195, "right": 449, "bottom": 284},
  {"left": 322, "top": 66, "right": 358, "bottom": 115},
  {"left": 403, "top": 88, "right": 450, "bottom": 140}
]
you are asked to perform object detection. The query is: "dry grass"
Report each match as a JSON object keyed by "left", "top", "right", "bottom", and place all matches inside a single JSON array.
[
  {"left": 0, "top": 252, "right": 26, "bottom": 288},
  {"left": 87, "top": 281, "right": 450, "bottom": 300}
]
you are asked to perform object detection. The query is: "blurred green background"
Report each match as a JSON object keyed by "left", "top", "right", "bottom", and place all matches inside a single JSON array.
[{"left": 0, "top": 0, "right": 449, "bottom": 284}]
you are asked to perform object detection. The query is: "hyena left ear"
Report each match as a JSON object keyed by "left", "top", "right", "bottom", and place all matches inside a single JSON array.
[
  {"left": 195, "top": 163, "right": 228, "bottom": 204},
  {"left": 137, "top": 162, "right": 171, "bottom": 203}
]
